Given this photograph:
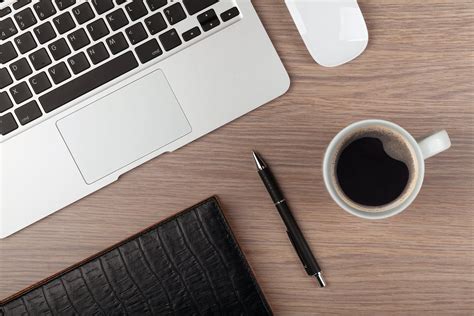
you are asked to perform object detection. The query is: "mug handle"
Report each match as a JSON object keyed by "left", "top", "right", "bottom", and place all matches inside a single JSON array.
[{"left": 417, "top": 130, "right": 451, "bottom": 160}]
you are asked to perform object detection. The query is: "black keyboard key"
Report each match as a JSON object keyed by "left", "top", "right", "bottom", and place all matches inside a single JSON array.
[
  {"left": 49, "top": 38, "right": 71, "bottom": 60},
  {"left": 125, "top": 0, "right": 148, "bottom": 21},
  {"left": 67, "top": 52, "right": 90, "bottom": 74},
  {"left": 116, "top": 0, "right": 127, "bottom": 4},
  {"left": 87, "top": 42, "right": 109, "bottom": 64},
  {"left": 147, "top": 0, "right": 167, "bottom": 11},
  {"left": 0, "top": 42, "right": 18, "bottom": 64},
  {"left": 0, "top": 7, "right": 12, "bottom": 18},
  {"left": 72, "top": 2, "right": 95, "bottom": 25},
  {"left": 10, "top": 58, "right": 32, "bottom": 80},
  {"left": 53, "top": 12, "right": 76, "bottom": 34},
  {"left": 198, "top": 9, "right": 220, "bottom": 32},
  {"left": 164, "top": 3, "right": 186, "bottom": 25},
  {"left": 14, "top": 8, "right": 37, "bottom": 30},
  {"left": 182, "top": 26, "right": 200, "bottom": 42},
  {"left": 92, "top": 0, "right": 114, "bottom": 14},
  {"left": 144, "top": 12, "right": 166, "bottom": 35},
  {"left": 13, "top": 0, "right": 31, "bottom": 10},
  {"left": 48, "top": 62, "right": 71, "bottom": 84},
  {"left": 34, "top": 22, "right": 57, "bottom": 44},
  {"left": 10, "top": 81, "right": 32, "bottom": 104},
  {"left": 86, "top": 19, "right": 110, "bottom": 41},
  {"left": 0, "top": 18, "right": 18, "bottom": 40},
  {"left": 0, "top": 68, "right": 13, "bottom": 89},
  {"left": 106, "top": 8, "right": 129, "bottom": 31},
  {"left": 39, "top": 52, "right": 138, "bottom": 113},
  {"left": 183, "top": 0, "right": 217, "bottom": 15},
  {"left": 68, "top": 28, "right": 90, "bottom": 50},
  {"left": 159, "top": 29, "right": 181, "bottom": 51},
  {"left": 34, "top": 0, "right": 57, "bottom": 20},
  {"left": 14, "top": 32, "right": 37, "bottom": 54},
  {"left": 0, "top": 113, "right": 18, "bottom": 136},
  {"left": 135, "top": 38, "right": 162, "bottom": 63},
  {"left": 106, "top": 32, "right": 128, "bottom": 54},
  {"left": 29, "top": 48, "right": 52, "bottom": 70},
  {"left": 221, "top": 7, "right": 240, "bottom": 22},
  {"left": 125, "top": 22, "right": 147, "bottom": 45},
  {"left": 29, "top": 72, "right": 52, "bottom": 94},
  {"left": 0, "top": 92, "right": 14, "bottom": 113},
  {"left": 55, "top": 0, "right": 76, "bottom": 11},
  {"left": 15, "top": 100, "right": 42, "bottom": 126}
]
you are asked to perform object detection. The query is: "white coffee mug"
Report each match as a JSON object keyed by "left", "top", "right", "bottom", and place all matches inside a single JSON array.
[{"left": 323, "top": 120, "right": 451, "bottom": 219}]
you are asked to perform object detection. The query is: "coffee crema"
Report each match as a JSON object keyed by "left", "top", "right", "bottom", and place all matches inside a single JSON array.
[{"left": 331, "top": 126, "right": 419, "bottom": 213}]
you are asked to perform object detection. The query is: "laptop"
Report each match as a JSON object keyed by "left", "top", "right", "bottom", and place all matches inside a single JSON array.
[{"left": 0, "top": 0, "right": 290, "bottom": 238}]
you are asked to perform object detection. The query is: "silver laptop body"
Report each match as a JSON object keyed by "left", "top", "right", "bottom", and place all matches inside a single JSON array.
[{"left": 0, "top": 0, "right": 289, "bottom": 238}]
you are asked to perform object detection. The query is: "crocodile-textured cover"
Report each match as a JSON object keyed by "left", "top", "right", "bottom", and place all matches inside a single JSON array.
[{"left": 0, "top": 197, "right": 272, "bottom": 316}]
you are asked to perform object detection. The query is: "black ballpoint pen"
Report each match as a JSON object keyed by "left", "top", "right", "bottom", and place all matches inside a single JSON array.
[{"left": 252, "top": 151, "right": 326, "bottom": 287}]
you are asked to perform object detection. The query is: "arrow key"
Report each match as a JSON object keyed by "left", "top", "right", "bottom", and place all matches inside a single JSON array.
[{"left": 182, "top": 26, "right": 201, "bottom": 42}]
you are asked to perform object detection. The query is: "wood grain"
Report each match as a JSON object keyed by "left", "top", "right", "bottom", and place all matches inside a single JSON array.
[{"left": 1, "top": 0, "right": 473, "bottom": 314}]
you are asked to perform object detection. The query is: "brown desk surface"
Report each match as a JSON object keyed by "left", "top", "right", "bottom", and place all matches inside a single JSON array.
[{"left": 1, "top": 0, "right": 473, "bottom": 314}]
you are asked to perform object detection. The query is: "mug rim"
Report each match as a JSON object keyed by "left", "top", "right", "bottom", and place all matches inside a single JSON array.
[{"left": 323, "top": 119, "right": 426, "bottom": 219}]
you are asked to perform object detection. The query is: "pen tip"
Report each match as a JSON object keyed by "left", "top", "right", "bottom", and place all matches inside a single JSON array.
[{"left": 252, "top": 151, "right": 266, "bottom": 170}]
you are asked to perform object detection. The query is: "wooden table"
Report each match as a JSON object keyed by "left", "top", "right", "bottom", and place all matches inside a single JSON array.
[{"left": 1, "top": 0, "right": 473, "bottom": 314}]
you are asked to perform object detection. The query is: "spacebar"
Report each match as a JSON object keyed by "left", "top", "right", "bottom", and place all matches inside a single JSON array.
[{"left": 39, "top": 52, "right": 139, "bottom": 113}]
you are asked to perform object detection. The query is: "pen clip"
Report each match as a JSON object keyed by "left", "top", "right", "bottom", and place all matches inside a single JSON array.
[{"left": 286, "top": 231, "right": 311, "bottom": 275}]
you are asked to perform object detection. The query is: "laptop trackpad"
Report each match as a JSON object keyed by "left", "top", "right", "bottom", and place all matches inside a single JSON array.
[{"left": 57, "top": 70, "right": 192, "bottom": 184}]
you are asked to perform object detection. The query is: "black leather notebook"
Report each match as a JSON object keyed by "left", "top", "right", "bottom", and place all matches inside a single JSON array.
[{"left": 1, "top": 197, "right": 272, "bottom": 316}]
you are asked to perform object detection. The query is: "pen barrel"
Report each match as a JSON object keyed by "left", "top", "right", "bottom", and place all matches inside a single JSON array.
[
  {"left": 258, "top": 169, "right": 284, "bottom": 203},
  {"left": 258, "top": 167, "right": 321, "bottom": 276},
  {"left": 277, "top": 202, "right": 321, "bottom": 276}
]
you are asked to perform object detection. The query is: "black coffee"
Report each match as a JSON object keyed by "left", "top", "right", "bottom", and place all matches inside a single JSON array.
[{"left": 336, "top": 137, "right": 410, "bottom": 206}]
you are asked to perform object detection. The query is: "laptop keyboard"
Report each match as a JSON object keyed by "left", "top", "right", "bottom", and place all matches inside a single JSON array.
[{"left": 0, "top": 0, "right": 241, "bottom": 139}]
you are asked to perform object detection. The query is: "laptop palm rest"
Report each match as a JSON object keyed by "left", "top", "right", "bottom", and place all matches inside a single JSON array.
[{"left": 57, "top": 70, "right": 192, "bottom": 184}]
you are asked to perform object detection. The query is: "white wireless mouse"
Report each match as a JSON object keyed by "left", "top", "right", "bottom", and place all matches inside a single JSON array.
[{"left": 286, "top": 0, "right": 369, "bottom": 67}]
